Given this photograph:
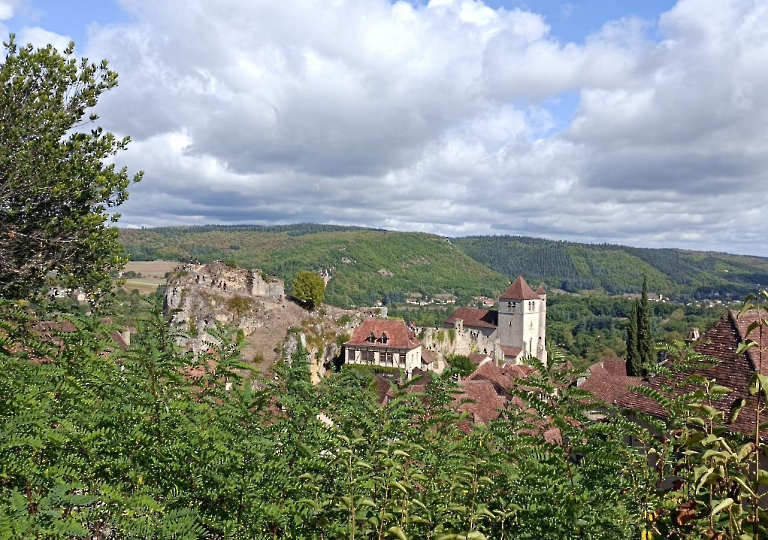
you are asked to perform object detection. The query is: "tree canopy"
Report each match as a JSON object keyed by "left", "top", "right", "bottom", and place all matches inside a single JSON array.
[
  {"left": 292, "top": 269, "right": 325, "bottom": 309},
  {"left": 0, "top": 36, "right": 141, "bottom": 299}
]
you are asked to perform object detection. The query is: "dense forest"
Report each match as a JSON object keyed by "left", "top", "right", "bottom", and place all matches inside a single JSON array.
[
  {"left": 120, "top": 226, "right": 768, "bottom": 308},
  {"left": 453, "top": 235, "right": 768, "bottom": 301}
]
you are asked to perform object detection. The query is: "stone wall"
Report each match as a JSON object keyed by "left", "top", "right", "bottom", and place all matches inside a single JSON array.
[{"left": 419, "top": 321, "right": 503, "bottom": 368}]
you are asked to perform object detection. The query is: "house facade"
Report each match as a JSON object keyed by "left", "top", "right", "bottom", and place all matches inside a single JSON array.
[{"left": 344, "top": 319, "right": 427, "bottom": 372}]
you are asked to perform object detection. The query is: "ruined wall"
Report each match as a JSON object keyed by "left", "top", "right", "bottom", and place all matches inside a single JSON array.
[
  {"left": 164, "top": 262, "right": 284, "bottom": 355},
  {"left": 248, "top": 270, "right": 285, "bottom": 300},
  {"left": 419, "top": 320, "right": 503, "bottom": 370}
]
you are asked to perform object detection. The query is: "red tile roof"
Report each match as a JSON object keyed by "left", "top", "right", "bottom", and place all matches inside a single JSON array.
[
  {"left": 373, "top": 374, "right": 395, "bottom": 406},
  {"left": 444, "top": 308, "right": 498, "bottom": 329},
  {"left": 616, "top": 310, "right": 768, "bottom": 437},
  {"left": 466, "top": 361, "right": 514, "bottom": 394},
  {"left": 501, "top": 346, "right": 522, "bottom": 359},
  {"left": 468, "top": 353, "right": 492, "bottom": 366},
  {"left": 500, "top": 276, "right": 539, "bottom": 301},
  {"left": 346, "top": 319, "right": 420, "bottom": 349},
  {"left": 455, "top": 380, "right": 507, "bottom": 425},
  {"left": 580, "top": 359, "right": 643, "bottom": 405},
  {"left": 421, "top": 349, "right": 435, "bottom": 365},
  {"left": 501, "top": 363, "right": 535, "bottom": 379}
]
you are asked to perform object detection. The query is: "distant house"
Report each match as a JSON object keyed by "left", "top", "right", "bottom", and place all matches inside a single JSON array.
[
  {"left": 344, "top": 319, "right": 428, "bottom": 372},
  {"left": 444, "top": 276, "right": 547, "bottom": 364}
]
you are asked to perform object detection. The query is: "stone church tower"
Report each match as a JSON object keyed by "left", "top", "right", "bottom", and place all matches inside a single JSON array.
[{"left": 497, "top": 276, "right": 547, "bottom": 364}]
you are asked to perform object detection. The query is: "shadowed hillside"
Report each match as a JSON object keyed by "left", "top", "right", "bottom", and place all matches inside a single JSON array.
[{"left": 452, "top": 235, "right": 768, "bottom": 300}]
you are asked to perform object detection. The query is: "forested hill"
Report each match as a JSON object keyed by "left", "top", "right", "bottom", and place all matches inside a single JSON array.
[
  {"left": 119, "top": 226, "right": 511, "bottom": 307},
  {"left": 452, "top": 235, "right": 768, "bottom": 300},
  {"left": 120, "top": 225, "right": 768, "bottom": 305}
]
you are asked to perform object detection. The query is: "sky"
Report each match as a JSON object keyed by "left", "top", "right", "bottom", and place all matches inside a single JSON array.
[{"left": 2, "top": 0, "right": 768, "bottom": 256}]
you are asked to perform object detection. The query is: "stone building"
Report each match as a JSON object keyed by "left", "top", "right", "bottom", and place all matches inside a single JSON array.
[{"left": 443, "top": 276, "right": 547, "bottom": 364}]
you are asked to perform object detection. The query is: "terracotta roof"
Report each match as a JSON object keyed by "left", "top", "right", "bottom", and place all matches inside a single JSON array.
[
  {"left": 346, "top": 319, "right": 420, "bottom": 349},
  {"left": 617, "top": 310, "right": 767, "bottom": 437},
  {"left": 466, "top": 361, "right": 514, "bottom": 394},
  {"left": 468, "top": 353, "right": 492, "bottom": 366},
  {"left": 421, "top": 349, "right": 435, "bottom": 365},
  {"left": 501, "top": 346, "right": 523, "bottom": 359},
  {"left": 536, "top": 285, "right": 546, "bottom": 295},
  {"left": 373, "top": 374, "right": 395, "bottom": 406},
  {"left": 580, "top": 359, "right": 643, "bottom": 404},
  {"left": 501, "top": 364, "right": 534, "bottom": 379},
  {"left": 500, "top": 276, "right": 539, "bottom": 301},
  {"left": 444, "top": 308, "right": 498, "bottom": 329},
  {"left": 411, "top": 367, "right": 428, "bottom": 378},
  {"left": 455, "top": 380, "right": 507, "bottom": 425}
]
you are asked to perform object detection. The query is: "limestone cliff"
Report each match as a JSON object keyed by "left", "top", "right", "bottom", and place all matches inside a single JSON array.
[{"left": 164, "top": 261, "right": 356, "bottom": 383}]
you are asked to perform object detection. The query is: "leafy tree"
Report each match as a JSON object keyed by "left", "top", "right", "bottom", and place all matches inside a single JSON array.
[
  {"left": 292, "top": 269, "right": 325, "bottom": 309},
  {"left": 447, "top": 353, "right": 475, "bottom": 376},
  {"left": 0, "top": 36, "right": 142, "bottom": 299}
]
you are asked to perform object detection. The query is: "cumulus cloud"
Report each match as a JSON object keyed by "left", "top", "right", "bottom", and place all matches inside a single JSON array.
[
  {"left": 16, "top": 26, "right": 71, "bottom": 51},
  {"left": 71, "top": 0, "right": 768, "bottom": 254}
]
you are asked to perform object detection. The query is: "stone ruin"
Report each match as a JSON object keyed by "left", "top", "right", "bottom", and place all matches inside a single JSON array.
[{"left": 164, "top": 261, "right": 285, "bottom": 354}]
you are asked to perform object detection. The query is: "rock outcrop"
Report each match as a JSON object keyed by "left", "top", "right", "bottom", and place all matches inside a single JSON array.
[{"left": 164, "top": 262, "right": 284, "bottom": 355}]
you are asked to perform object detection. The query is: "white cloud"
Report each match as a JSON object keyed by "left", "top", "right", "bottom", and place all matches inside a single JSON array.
[
  {"left": 0, "top": 2, "right": 13, "bottom": 21},
  {"left": 17, "top": 26, "right": 71, "bottom": 51},
  {"left": 68, "top": 0, "right": 768, "bottom": 255}
]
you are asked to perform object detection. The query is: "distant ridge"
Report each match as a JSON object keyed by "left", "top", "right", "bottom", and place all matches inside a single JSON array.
[
  {"left": 452, "top": 235, "right": 768, "bottom": 299},
  {"left": 131, "top": 223, "right": 384, "bottom": 237},
  {"left": 119, "top": 224, "right": 768, "bottom": 305}
]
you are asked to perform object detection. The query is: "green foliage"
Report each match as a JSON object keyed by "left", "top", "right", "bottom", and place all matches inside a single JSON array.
[
  {"left": 0, "top": 36, "right": 142, "bottom": 299},
  {"left": 293, "top": 270, "right": 325, "bottom": 309},
  {"left": 121, "top": 226, "right": 768, "bottom": 309},
  {"left": 2, "top": 290, "right": 766, "bottom": 539},
  {"left": 226, "top": 295, "right": 255, "bottom": 317},
  {"left": 119, "top": 228, "right": 510, "bottom": 307},
  {"left": 447, "top": 354, "right": 475, "bottom": 376},
  {"left": 637, "top": 275, "right": 654, "bottom": 367},
  {"left": 626, "top": 300, "right": 641, "bottom": 376},
  {"left": 453, "top": 235, "right": 768, "bottom": 300}
]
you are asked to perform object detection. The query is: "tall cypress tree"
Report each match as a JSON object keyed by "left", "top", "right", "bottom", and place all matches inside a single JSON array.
[
  {"left": 626, "top": 300, "right": 641, "bottom": 376},
  {"left": 636, "top": 275, "right": 654, "bottom": 369}
]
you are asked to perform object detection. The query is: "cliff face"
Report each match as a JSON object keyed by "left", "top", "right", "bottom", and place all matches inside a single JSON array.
[
  {"left": 164, "top": 262, "right": 285, "bottom": 355},
  {"left": 164, "top": 262, "right": 356, "bottom": 383}
]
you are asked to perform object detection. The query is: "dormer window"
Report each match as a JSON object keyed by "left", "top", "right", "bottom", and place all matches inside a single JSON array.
[
  {"left": 381, "top": 332, "right": 389, "bottom": 344},
  {"left": 367, "top": 332, "right": 376, "bottom": 343}
]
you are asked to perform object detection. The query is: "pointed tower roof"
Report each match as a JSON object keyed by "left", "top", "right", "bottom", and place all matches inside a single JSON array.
[
  {"left": 536, "top": 285, "right": 546, "bottom": 295},
  {"left": 500, "top": 276, "right": 539, "bottom": 300}
]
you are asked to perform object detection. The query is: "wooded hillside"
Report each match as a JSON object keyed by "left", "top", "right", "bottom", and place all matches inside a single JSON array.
[{"left": 121, "top": 225, "right": 768, "bottom": 306}]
